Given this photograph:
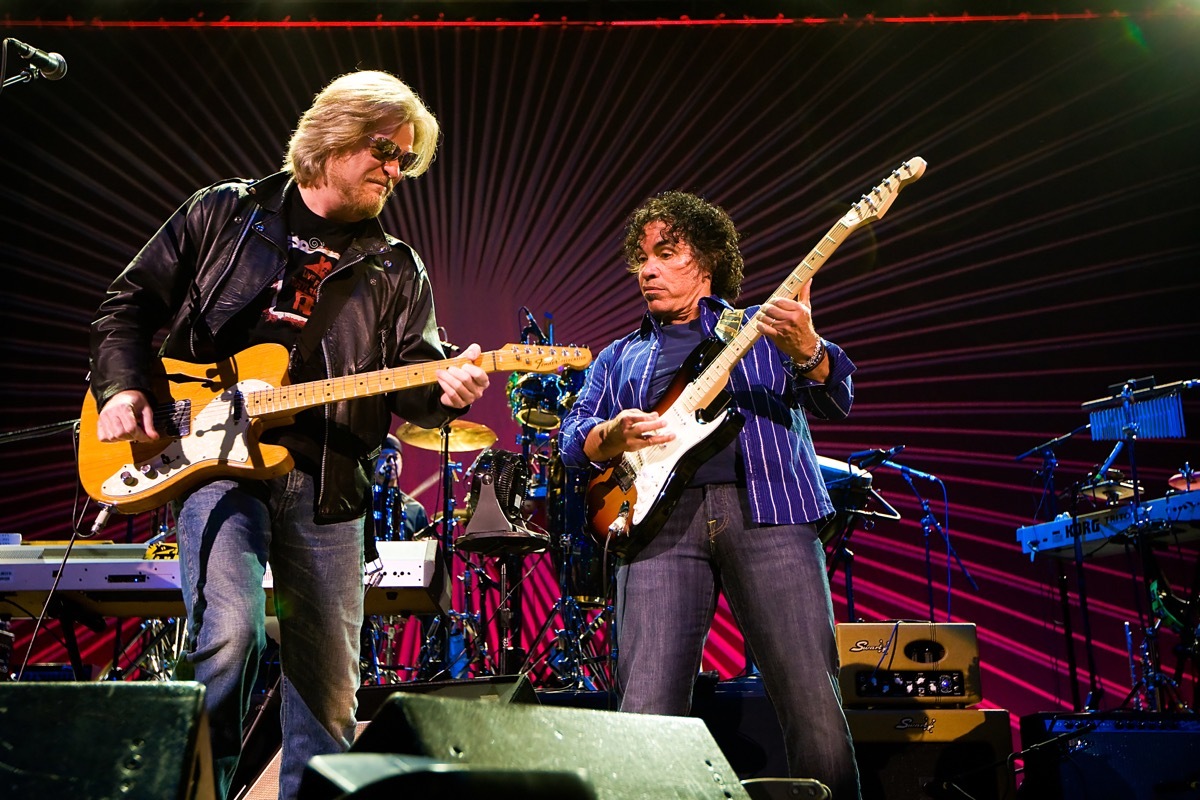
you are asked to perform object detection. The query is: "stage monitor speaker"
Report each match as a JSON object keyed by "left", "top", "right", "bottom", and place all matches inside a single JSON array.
[
  {"left": 0, "top": 681, "right": 214, "bottom": 800},
  {"left": 351, "top": 692, "right": 752, "bottom": 799},
  {"left": 1018, "top": 711, "right": 1200, "bottom": 800},
  {"left": 357, "top": 672, "right": 538, "bottom": 719},
  {"left": 237, "top": 674, "right": 538, "bottom": 800},
  {"left": 299, "top": 752, "right": 596, "bottom": 800},
  {"left": 836, "top": 621, "right": 982, "bottom": 707},
  {"left": 846, "top": 708, "right": 1014, "bottom": 800}
]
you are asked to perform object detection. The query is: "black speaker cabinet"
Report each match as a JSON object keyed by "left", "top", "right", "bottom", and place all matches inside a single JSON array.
[
  {"left": 237, "top": 674, "right": 537, "bottom": 800},
  {"left": 351, "top": 692, "right": 752, "bottom": 799},
  {"left": 1019, "top": 711, "right": 1200, "bottom": 800},
  {"left": 847, "top": 708, "right": 1014, "bottom": 800},
  {"left": 0, "top": 681, "right": 214, "bottom": 800}
]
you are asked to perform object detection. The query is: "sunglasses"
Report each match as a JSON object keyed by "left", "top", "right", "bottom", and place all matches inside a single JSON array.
[{"left": 366, "top": 135, "right": 420, "bottom": 172}]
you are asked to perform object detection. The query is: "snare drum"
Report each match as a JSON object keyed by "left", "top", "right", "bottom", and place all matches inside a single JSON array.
[{"left": 507, "top": 372, "right": 564, "bottom": 430}]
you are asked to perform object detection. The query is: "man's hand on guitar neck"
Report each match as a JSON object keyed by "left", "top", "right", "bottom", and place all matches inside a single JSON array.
[
  {"left": 98, "top": 390, "right": 160, "bottom": 443},
  {"left": 756, "top": 280, "right": 831, "bottom": 383},
  {"left": 584, "top": 409, "right": 675, "bottom": 463},
  {"left": 434, "top": 342, "right": 490, "bottom": 409}
]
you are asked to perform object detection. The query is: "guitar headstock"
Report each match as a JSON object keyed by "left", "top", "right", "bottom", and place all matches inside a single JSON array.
[
  {"left": 843, "top": 157, "right": 927, "bottom": 229},
  {"left": 495, "top": 344, "right": 593, "bottom": 373}
]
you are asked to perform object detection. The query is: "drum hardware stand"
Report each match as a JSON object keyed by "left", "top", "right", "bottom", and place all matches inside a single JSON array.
[
  {"left": 1121, "top": 618, "right": 1187, "bottom": 712},
  {"left": 415, "top": 424, "right": 490, "bottom": 681},
  {"left": 519, "top": 533, "right": 613, "bottom": 691},
  {"left": 458, "top": 450, "right": 547, "bottom": 676},
  {"left": 521, "top": 457, "right": 615, "bottom": 691},
  {"left": 98, "top": 617, "right": 186, "bottom": 682}
]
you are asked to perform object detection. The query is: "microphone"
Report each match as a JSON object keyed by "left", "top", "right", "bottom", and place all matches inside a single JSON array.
[
  {"left": 7, "top": 39, "right": 68, "bottom": 81},
  {"left": 848, "top": 444, "right": 905, "bottom": 471},
  {"left": 520, "top": 306, "right": 547, "bottom": 344},
  {"left": 881, "top": 459, "right": 940, "bottom": 483}
]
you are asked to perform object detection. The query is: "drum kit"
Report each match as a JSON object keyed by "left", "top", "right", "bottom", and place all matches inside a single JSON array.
[{"left": 371, "top": 335, "right": 609, "bottom": 688}]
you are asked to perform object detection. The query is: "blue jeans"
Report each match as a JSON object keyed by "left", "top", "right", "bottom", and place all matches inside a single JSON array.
[
  {"left": 615, "top": 484, "right": 861, "bottom": 800},
  {"left": 174, "top": 472, "right": 365, "bottom": 800}
]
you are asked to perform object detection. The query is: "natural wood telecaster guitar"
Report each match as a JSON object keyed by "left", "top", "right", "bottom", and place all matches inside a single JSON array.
[{"left": 79, "top": 342, "right": 592, "bottom": 513}]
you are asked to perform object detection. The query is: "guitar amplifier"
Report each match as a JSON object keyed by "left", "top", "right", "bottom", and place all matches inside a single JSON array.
[
  {"left": 836, "top": 621, "right": 981, "bottom": 707},
  {"left": 847, "top": 708, "right": 1014, "bottom": 800}
]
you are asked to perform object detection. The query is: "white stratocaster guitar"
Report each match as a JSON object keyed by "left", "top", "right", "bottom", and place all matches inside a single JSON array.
[{"left": 585, "top": 157, "right": 928, "bottom": 556}]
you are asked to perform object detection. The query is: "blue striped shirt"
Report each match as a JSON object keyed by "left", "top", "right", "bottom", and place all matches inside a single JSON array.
[{"left": 558, "top": 296, "right": 856, "bottom": 525}]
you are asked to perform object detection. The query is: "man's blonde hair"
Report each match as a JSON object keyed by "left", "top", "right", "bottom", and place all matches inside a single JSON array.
[{"left": 284, "top": 70, "right": 438, "bottom": 186}]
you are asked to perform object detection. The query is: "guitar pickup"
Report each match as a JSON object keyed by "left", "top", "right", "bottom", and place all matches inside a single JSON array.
[{"left": 697, "top": 394, "right": 730, "bottom": 424}]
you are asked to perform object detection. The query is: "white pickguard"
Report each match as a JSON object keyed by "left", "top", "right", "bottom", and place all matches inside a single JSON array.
[
  {"left": 98, "top": 379, "right": 275, "bottom": 500},
  {"left": 630, "top": 406, "right": 732, "bottom": 526}
]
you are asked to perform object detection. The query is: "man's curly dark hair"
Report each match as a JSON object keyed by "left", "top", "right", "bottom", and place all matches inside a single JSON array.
[{"left": 621, "top": 190, "right": 744, "bottom": 302}]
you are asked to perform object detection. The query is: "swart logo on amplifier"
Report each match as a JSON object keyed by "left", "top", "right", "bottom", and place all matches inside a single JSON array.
[
  {"left": 836, "top": 621, "right": 982, "bottom": 707},
  {"left": 893, "top": 715, "right": 937, "bottom": 733}
]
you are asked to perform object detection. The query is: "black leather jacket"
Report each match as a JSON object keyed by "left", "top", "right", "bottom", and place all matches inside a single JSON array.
[{"left": 89, "top": 171, "right": 459, "bottom": 523}]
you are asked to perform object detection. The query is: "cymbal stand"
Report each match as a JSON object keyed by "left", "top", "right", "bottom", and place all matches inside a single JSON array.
[{"left": 417, "top": 425, "right": 492, "bottom": 680}]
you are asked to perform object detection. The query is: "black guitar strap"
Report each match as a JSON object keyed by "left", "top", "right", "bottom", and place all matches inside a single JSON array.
[{"left": 291, "top": 263, "right": 359, "bottom": 375}]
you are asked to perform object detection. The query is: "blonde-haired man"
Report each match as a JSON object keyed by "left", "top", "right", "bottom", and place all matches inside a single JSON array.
[{"left": 90, "top": 70, "right": 488, "bottom": 799}]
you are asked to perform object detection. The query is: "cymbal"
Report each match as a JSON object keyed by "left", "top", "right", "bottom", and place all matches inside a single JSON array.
[
  {"left": 1075, "top": 479, "right": 1139, "bottom": 504},
  {"left": 1169, "top": 472, "right": 1196, "bottom": 492},
  {"left": 395, "top": 420, "right": 497, "bottom": 453}
]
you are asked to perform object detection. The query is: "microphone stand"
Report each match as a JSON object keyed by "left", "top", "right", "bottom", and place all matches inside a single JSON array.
[
  {"left": 1015, "top": 424, "right": 1096, "bottom": 711},
  {"left": 1, "top": 65, "right": 39, "bottom": 90},
  {"left": 896, "top": 472, "right": 977, "bottom": 622}
]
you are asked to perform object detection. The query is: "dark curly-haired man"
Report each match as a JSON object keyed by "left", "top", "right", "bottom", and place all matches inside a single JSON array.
[{"left": 560, "top": 190, "right": 861, "bottom": 798}]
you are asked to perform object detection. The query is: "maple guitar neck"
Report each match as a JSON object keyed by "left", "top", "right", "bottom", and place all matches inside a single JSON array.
[{"left": 247, "top": 347, "right": 580, "bottom": 419}]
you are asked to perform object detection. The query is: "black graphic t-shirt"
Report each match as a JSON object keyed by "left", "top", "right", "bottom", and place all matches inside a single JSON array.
[
  {"left": 247, "top": 191, "right": 364, "bottom": 474},
  {"left": 247, "top": 192, "right": 363, "bottom": 346}
]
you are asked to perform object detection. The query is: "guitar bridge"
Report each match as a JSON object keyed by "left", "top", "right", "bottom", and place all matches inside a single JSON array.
[{"left": 613, "top": 462, "right": 635, "bottom": 493}]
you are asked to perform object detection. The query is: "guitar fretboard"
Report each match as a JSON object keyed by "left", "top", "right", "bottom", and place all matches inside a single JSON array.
[{"left": 678, "top": 218, "right": 854, "bottom": 416}]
